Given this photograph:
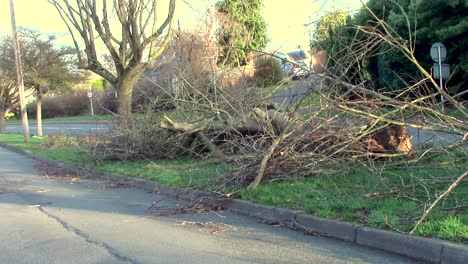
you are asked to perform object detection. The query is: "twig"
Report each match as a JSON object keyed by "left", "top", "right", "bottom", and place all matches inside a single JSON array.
[
  {"left": 247, "top": 137, "right": 280, "bottom": 190},
  {"left": 409, "top": 172, "right": 467, "bottom": 235}
]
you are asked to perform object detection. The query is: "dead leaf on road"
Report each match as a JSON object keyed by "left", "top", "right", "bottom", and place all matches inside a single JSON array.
[{"left": 175, "top": 221, "right": 236, "bottom": 235}]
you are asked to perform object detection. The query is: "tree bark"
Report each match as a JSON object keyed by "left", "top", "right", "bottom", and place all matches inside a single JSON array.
[
  {"left": 0, "top": 108, "right": 6, "bottom": 132},
  {"left": 116, "top": 74, "right": 137, "bottom": 128}
]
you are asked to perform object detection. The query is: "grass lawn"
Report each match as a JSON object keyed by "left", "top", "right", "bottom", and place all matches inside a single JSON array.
[
  {"left": 240, "top": 161, "right": 467, "bottom": 241},
  {"left": 0, "top": 132, "right": 466, "bottom": 243},
  {"left": 0, "top": 133, "right": 228, "bottom": 187},
  {"left": 262, "top": 83, "right": 291, "bottom": 98}
]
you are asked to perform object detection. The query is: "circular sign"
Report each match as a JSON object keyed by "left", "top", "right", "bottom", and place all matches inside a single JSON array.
[
  {"left": 87, "top": 91, "right": 93, "bottom": 98},
  {"left": 430, "top": 43, "right": 447, "bottom": 62}
]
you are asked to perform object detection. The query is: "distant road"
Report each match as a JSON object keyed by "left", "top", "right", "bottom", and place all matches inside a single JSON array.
[
  {"left": 4, "top": 121, "right": 110, "bottom": 136},
  {"left": 408, "top": 127, "right": 465, "bottom": 149},
  {"left": 270, "top": 76, "right": 465, "bottom": 148}
]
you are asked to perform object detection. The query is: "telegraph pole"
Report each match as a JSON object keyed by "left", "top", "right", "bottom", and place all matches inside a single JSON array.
[{"left": 9, "top": 0, "right": 30, "bottom": 142}]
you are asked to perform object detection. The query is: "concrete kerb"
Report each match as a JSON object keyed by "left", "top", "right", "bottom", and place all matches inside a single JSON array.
[
  {"left": 296, "top": 214, "right": 357, "bottom": 242},
  {"left": 225, "top": 199, "right": 296, "bottom": 228},
  {"left": 356, "top": 226, "right": 443, "bottom": 263},
  {"left": 1, "top": 143, "right": 467, "bottom": 263},
  {"left": 441, "top": 243, "right": 468, "bottom": 264}
]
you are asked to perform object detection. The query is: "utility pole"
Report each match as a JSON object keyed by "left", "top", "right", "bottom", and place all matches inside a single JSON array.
[{"left": 9, "top": 0, "right": 30, "bottom": 142}]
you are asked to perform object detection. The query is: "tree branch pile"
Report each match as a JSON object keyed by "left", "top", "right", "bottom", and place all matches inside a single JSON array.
[{"left": 89, "top": 10, "right": 466, "bottom": 192}]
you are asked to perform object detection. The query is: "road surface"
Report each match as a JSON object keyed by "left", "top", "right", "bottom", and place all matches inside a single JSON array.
[
  {"left": 4, "top": 121, "right": 110, "bottom": 136},
  {"left": 270, "top": 76, "right": 465, "bottom": 147},
  {"left": 0, "top": 146, "right": 417, "bottom": 264}
]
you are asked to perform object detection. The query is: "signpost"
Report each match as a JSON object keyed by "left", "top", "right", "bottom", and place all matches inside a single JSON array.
[
  {"left": 430, "top": 42, "right": 449, "bottom": 112},
  {"left": 87, "top": 91, "right": 94, "bottom": 116}
]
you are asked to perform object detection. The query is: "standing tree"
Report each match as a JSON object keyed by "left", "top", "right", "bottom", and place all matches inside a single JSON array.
[
  {"left": 343, "top": 0, "right": 468, "bottom": 95},
  {"left": 49, "top": 0, "right": 176, "bottom": 127},
  {"left": 0, "top": 70, "right": 17, "bottom": 132},
  {"left": 0, "top": 29, "right": 80, "bottom": 136},
  {"left": 311, "top": 11, "right": 350, "bottom": 68},
  {"left": 216, "top": 0, "right": 268, "bottom": 67}
]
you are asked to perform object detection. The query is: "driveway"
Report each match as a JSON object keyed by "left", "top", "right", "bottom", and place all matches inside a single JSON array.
[
  {"left": 270, "top": 76, "right": 319, "bottom": 107},
  {"left": 0, "top": 146, "right": 417, "bottom": 264}
]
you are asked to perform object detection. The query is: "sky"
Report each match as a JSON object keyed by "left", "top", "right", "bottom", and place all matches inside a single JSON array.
[{"left": 0, "top": 0, "right": 365, "bottom": 51}]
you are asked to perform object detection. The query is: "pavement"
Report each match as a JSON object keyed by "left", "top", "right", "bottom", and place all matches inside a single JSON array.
[{"left": 0, "top": 145, "right": 429, "bottom": 264}]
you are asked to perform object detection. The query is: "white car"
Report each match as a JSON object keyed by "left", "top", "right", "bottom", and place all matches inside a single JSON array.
[
  {"left": 286, "top": 49, "right": 312, "bottom": 79},
  {"left": 272, "top": 50, "right": 312, "bottom": 79}
]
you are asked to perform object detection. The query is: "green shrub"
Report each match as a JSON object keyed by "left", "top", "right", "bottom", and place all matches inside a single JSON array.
[{"left": 254, "top": 57, "right": 284, "bottom": 87}]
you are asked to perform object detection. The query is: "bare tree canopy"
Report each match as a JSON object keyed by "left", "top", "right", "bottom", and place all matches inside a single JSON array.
[{"left": 49, "top": 0, "right": 176, "bottom": 126}]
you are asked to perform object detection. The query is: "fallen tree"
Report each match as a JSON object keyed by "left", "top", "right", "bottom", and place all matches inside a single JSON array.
[
  {"left": 84, "top": 4, "right": 466, "bottom": 239},
  {"left": 159, "top": 107, "right": 413, "bottom": 158},
  {"left": 88, "top": 3, "right": 466, "bottom": 191}
]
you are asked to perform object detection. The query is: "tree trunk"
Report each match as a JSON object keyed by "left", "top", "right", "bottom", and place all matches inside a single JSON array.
[
  {"left": 0, "top": 108, "right": 6, "bottom": 132},
  {"left": 116, "top": 75, "right": 137, "bottom": 128},
  {"left": 36, "top": 91, "right": 43, "bottom": 137}
]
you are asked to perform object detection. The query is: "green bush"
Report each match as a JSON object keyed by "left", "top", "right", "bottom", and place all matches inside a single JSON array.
[{"left": 254, "top": 57, "right": 284, "bottom": 87}]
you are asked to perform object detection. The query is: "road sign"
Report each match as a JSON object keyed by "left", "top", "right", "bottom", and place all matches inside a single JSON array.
[
  {"left": 433, "top": 63, "right": 450, "bottom": 80},
  {"left": 430, "top": 43, "right": 446, "bottom": 62},
  {"left": 430, "top": 42, "right": 448, "bottom": 112},
  {"left": 87, "top": 91, "right": 93, "bottom": 98}
]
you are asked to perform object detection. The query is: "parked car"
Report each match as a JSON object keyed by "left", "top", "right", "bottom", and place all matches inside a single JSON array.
[
  {"left": 286, "top": 49, "right": 312, "bottom": 79},
  {"left": 5, "top": 109, "right": 14, "bottom": 120},
  {"left": 271, "top": 52, "right": 294, "bottom": 77},
  {"left": 272, "top": 50, "right": 312, "bottom": 79}
]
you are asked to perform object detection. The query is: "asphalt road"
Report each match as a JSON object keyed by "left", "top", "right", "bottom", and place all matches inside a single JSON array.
[
  {"left": 270, "top": 76, "right": 465, "bottom": 148},
  {"left": 270, "top": 77, "right": 315, "bottom": 107},
  {"left": 0, "top": 146, "right": 418, "bottom": 264},
  {"left": 4, "top": 121, "right": 110, "bottom": 136}
]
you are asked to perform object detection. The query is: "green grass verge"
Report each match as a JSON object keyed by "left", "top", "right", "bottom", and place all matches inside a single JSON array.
[
  {"left": 239, "top": 157, "right": 467, "bottom": 242},
  {"left": 0, "top": 132, "right": 466, "bottom": 243},
  {"left": 98, "top": 159, "right": 230, "bottom": 187},
  {"left": 0, "top": 133, "right": 228, "bottom": 188},
  {"left": 262, "top": 83, "right": 291, "bottom": 98},
  {"left": 296, "top": 92, "right": 322, "bottom": 108}
]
